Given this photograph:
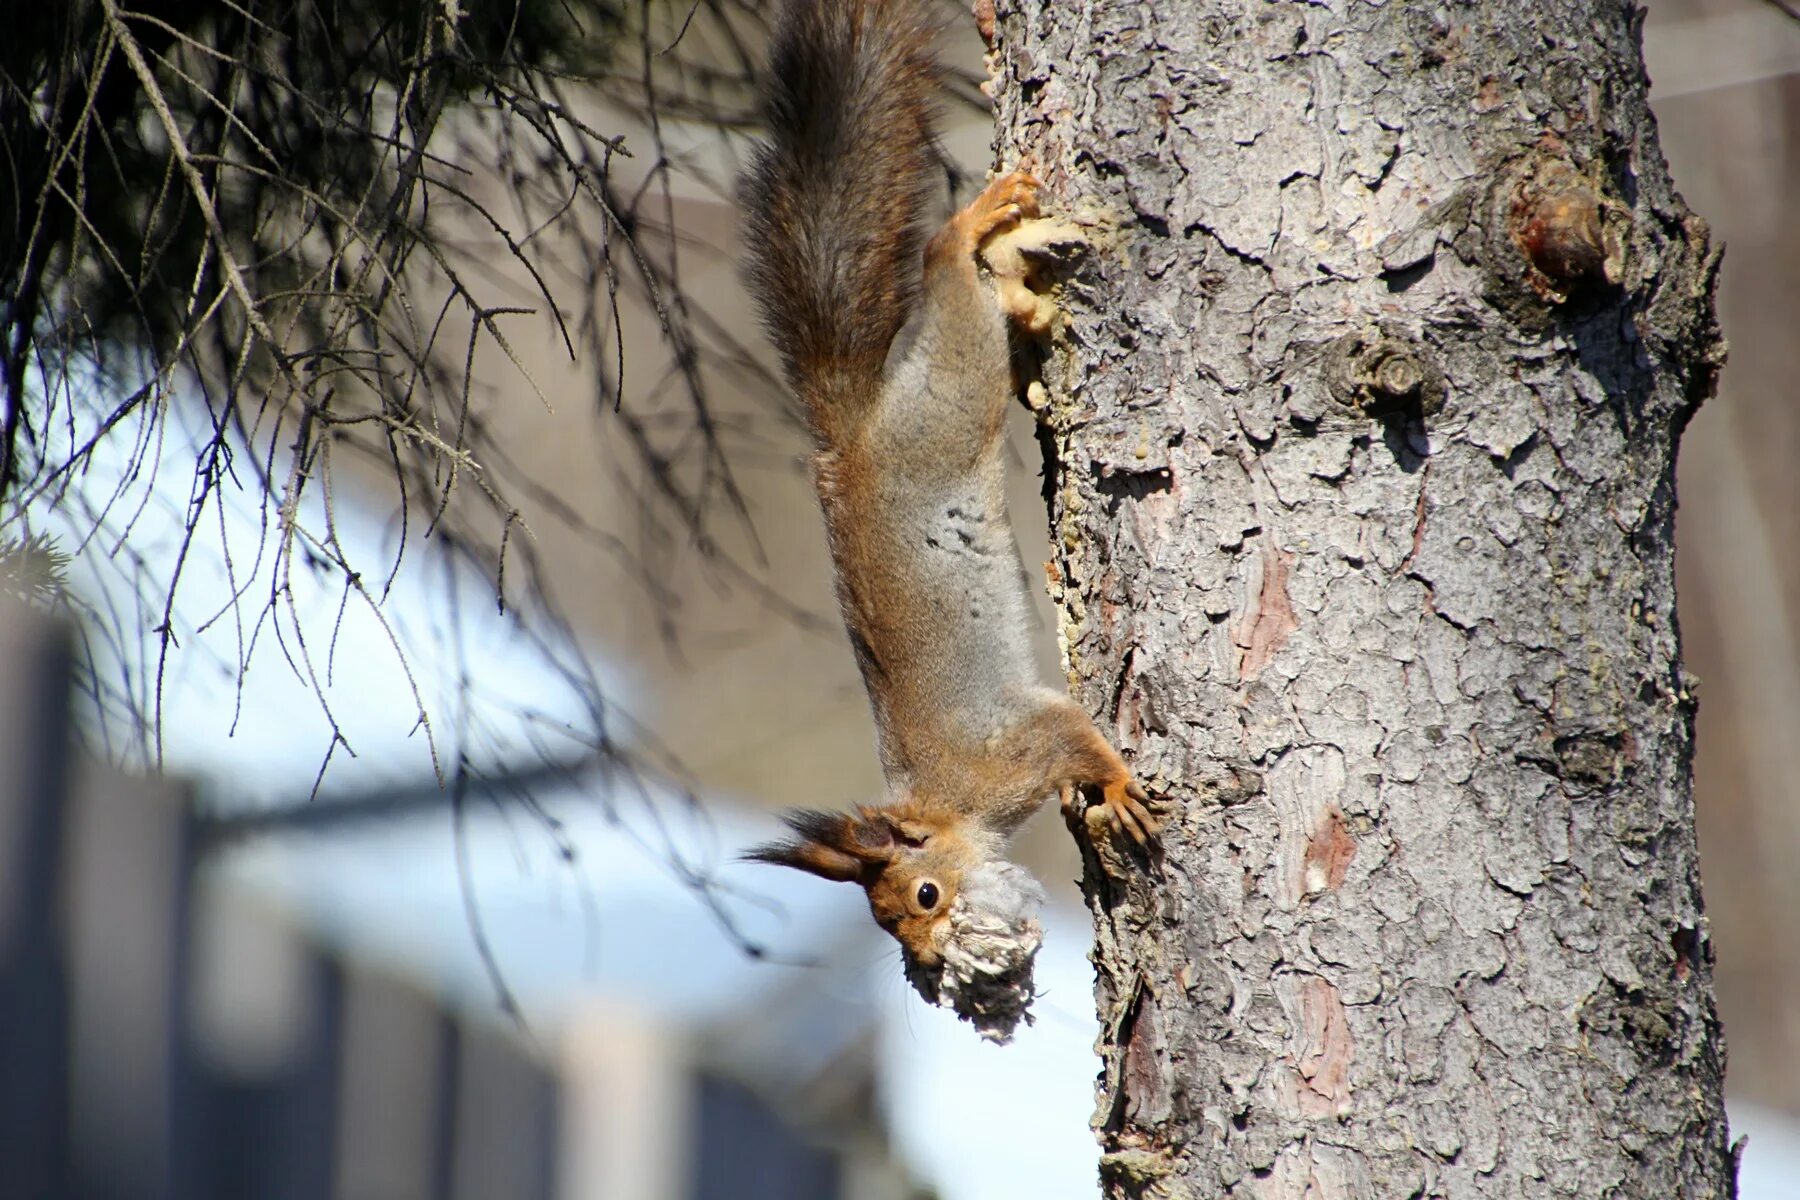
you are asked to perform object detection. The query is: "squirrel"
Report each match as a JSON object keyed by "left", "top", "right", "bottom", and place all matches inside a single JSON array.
[{"left": 740, "top": 0, "right": 1161, "bottom": 968}]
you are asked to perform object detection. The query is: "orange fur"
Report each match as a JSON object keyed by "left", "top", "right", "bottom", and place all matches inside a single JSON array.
[{"left": 741, "top": 1, "right": 1163, "bottom": 966}]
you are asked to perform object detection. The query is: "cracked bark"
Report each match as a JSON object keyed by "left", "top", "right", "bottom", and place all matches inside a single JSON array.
[{"left": 990, "top": 1, "right": 1734, "bottom": 1196}]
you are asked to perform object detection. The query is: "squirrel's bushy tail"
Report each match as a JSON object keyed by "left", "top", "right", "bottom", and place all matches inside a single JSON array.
[{"left": 742, "top": 0, "right": 939, "bottom": 443}]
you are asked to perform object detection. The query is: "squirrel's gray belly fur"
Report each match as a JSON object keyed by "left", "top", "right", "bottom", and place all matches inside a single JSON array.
[{"left": 877, "top": 468, "right": 1040, "bottom": 731}]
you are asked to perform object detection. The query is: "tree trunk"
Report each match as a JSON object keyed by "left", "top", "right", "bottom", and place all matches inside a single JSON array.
[{"left": 991, "top": 1, "right": 1735, "bottom": 1196}]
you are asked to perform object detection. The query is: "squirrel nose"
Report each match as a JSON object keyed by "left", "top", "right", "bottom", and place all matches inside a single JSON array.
[{"left": 906, "top": 942, "right": 941, "bottom": 968}]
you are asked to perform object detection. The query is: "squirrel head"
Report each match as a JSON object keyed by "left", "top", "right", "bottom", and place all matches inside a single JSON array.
[{"left": 744, "top": 804, "right": 984, "bottom": 966}]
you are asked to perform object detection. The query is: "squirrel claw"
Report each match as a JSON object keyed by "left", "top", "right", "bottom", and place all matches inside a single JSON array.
[
  {"left": 1102, "top": 778, "right": 1161, "bottom": 846},
  {"left": 1064, "top": 777, "right": 1162, "bottom": 848},
  {"left": 966, "top": 170, "right": 1041, "bottom": 246}
]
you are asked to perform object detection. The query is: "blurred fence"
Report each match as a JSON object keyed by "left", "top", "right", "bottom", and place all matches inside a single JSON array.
[{"left": 0, "top": 601, "right": 851, "bottom": 1200}]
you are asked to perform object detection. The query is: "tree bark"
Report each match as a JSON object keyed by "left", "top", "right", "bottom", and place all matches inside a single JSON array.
[{"left": 991, "top": 1, "right": 1735, "bottom": 1196}]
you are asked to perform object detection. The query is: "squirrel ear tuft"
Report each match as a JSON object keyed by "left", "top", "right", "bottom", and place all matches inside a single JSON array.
[
  {"left": 742, "top": 836, "right": 865, "bottom": 883},
  {"left": 741, "top": 808, "right": 895, "bottom": 883}
]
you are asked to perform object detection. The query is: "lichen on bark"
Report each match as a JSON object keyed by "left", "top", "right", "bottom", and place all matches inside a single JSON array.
[{"left": 990, "top": 1, "right": 1734, "bottom": 1195}]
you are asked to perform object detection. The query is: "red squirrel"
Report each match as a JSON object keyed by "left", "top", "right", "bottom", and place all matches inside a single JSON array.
[{"left": 740, "top": 0, "right": 1161, "bottom": 973}]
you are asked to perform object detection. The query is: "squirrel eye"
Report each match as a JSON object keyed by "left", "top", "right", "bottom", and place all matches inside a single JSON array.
[{"left": 916, "top": 881, "right": 940, "bottom": 910}]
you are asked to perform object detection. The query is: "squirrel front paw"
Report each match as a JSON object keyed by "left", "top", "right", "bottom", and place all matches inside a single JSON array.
[{"left": 1060, "top": 776, "right": 1163, "bottom": 847}]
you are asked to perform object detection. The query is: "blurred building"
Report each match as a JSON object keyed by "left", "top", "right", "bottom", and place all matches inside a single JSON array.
[{"left": 0, "top": 601, "right": 934, "bottom": 1200}]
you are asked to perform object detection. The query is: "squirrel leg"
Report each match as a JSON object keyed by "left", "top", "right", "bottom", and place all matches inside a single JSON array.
[
  {"left": 918, "top": 168, "right": 1080, "bottom": 335},
  {"left": 1037, "top": 702, "right": 1163, "bottom": 846},
  {"left": 922, "top": 170, "right": 1040, "bottom": 280}
]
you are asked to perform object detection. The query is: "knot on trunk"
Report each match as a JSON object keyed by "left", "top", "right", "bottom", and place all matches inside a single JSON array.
[
  {"left": 1484, "top": 142, "right": 1630, "bottom": 318},
  {"left": 1325, "top": 326, "right": 1446, "bottom": 420}
]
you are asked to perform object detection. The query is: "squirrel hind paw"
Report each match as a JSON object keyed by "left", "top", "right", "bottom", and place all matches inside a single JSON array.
[
  {"left": 966, "top": 170, "right": 1042, "bottom": 244},
  {"left": 985, "top": 215, "right": 1086, "bottom": 262},
  {"left": 983, "top": 217, "right": 1087, "bottom": 336}
]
